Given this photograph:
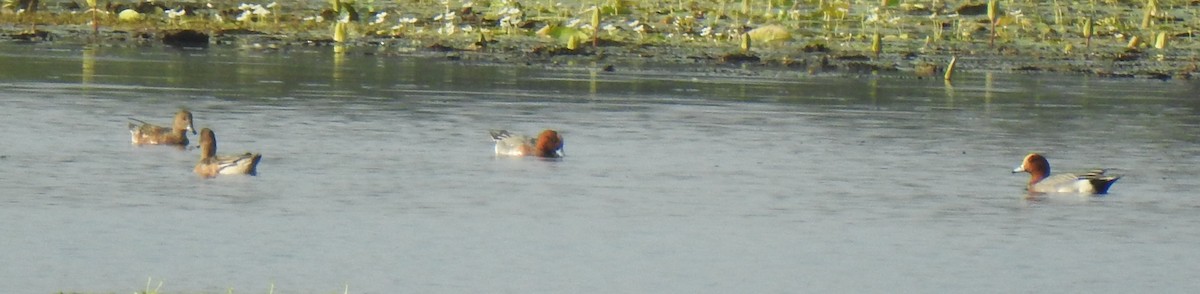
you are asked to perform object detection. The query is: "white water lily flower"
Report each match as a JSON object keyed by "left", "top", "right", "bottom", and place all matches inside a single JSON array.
[
  {"left": 252, "top": 6, "right": 270, "bottom": 17},
  {"left": 600, "top": 23, "right": 619, "bottom": 35},
  {"left": 165, "top": 8, "right": 186, "bottom": 19},
  {"left": 632, "top": 23, "right": 646, "bottom": 33},
  {"left": 438, "top": 22, "right": 457, "bottom": 35},
  {"left": 499, "top": 15, "right": 515, "bottom": 28},
  {"left": 372, "top": 11, "right": 388, "bottom": 25},
  {"left": 434, "top": 11, "right": 456, "bottom": 21}
]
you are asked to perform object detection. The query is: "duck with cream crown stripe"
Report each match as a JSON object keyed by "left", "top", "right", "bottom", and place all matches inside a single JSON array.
[
  {"left": 490, "top": 129, "right": 564, "bottom": 158},
  {"left": 1012, "top": 153, "right": 1120, "bottom": 194}
]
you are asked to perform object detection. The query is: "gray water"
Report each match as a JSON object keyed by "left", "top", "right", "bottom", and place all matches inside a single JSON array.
[{"left": 2, "top": 43, "right": 1200, "bottom": 293}]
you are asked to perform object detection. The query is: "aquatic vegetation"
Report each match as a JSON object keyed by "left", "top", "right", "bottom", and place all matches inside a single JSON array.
[
  {"left": 943, "top": 55, "right": 957, "bottom": 81},
  {"left": 740, "top": 31, "right": 751, "bottom": 53},
  {"left": 118, "top": 9, "right": 142, "bottom": 22},
  {"left": 85, "top": 0, "right": 97, "bottom": 33},
  {"left": 747, "top": 24, "right": 792, "bottom": 44},
  {"left": 1, "top": 0, "right": 1196, "bottom": 78},
  {"left": 870, "top": 32, "right": 886, "bottom": 59},
  {"left": 1155, "top": 31, "right": 1169, "bottom": 49},
  {"left": 140, "top": 277, "right": 163, "bottom": 294},
  {"left": 1083, "top": 16, "right": 1094, "bottom": 48},
  {"left": 987, "top": 0, "right": 997, "bottom": 47}
]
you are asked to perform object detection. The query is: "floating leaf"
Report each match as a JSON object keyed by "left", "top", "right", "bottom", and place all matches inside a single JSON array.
[
  {"left": 118, "top": 9, "right": 143, "bottom": 22},
  {"left": 536, "top": 25, "right": 587, "bottom": 44}
]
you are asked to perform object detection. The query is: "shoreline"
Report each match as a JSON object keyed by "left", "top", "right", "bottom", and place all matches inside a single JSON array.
[{"left": 3, "top": 1, "right": 1197, "bottom": 81}]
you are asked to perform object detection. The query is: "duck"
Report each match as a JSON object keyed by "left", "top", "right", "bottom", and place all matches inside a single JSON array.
[
  {"left": 194, "top": 128, "right": 262, "bottom": 178},
  {"left": 1012, "top": 153, "right": 1120, "bottom": 194},
  {"left": 129, "top": 109, "right": 196, "bottom": 146},
  {"left": 489, "top": 129, "right": 564, "bottom": 158}
]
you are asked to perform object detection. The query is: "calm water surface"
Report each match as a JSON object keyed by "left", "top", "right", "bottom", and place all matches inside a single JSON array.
[{"left": 2, "top": 43, "right": 1200, "bottom": 293}]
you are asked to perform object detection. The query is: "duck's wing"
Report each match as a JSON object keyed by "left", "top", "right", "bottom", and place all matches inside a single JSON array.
[
  {"left": 494, "top": 136, "right": 535, "bottom": 156},
  {"left": 1031, "top": 169, "right": 1121, "bottom": 194},
  {"left": 129, "top": 118, "right": 167, "bottom": 134},
  {"left": 214, "top": 153, "right": 262, "bottom": 175}
]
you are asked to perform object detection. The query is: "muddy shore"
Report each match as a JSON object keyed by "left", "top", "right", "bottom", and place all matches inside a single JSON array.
[{"left": 2, "top": 1, "right": 1197, "bottom": 81}]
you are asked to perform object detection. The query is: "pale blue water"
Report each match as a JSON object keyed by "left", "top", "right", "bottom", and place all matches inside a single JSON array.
[{"left": 2, "top": 43, "right": 1200, "bottom": 293}]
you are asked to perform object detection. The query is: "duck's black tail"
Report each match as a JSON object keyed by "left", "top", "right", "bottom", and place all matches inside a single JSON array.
[
  {"left": 489, "top": 130, "right": 512, "bottom": 141},
  {"left": 1083, "top": 169, "right": 1121, "bottom": 194}
]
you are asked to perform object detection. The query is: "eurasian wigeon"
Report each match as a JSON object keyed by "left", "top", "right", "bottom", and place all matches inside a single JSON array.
[
  {"left": 194, "top": 128, "right": 262, "bottom": 178},
  {"left": 1012, "top": 153, "right": 1120, "bottom": 194},
  {"left": 128, "top": 109, "right": 196, "bottom": 146},
  {"left": 489, "top": 129, "right": 564, "bottom": 158}
]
